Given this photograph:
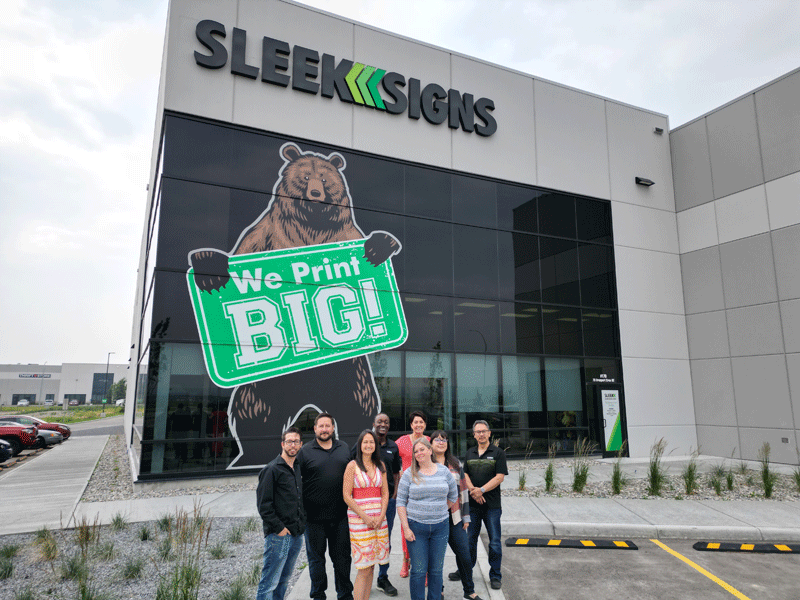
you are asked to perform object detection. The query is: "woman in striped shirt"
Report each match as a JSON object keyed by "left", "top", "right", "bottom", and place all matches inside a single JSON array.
[{"left": 396, "top": 437, "right": 457, "bottom": 600}]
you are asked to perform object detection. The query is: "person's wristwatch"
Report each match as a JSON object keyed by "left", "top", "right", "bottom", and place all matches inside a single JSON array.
[{"left": 480, "top": 486, "right": 485, "bottom": 493}]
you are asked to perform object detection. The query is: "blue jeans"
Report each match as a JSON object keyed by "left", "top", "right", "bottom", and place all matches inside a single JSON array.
[
  {"left": 256, "top": 533, "right": 303, "bottom": 600},
  {"left": 407, "top": 518, "right": 449, "bottom": 600},
  {"left": 304, "top": 519, "right": 354, "bottom": 600},
  {"left": 378, "top": 498, "right": 396, "bottom": 579},
  {"left": 468, "top": 505, "right": 502, "bottom": 581},
  {"left": 449, "top": 519, "right": 475, "bottom": 596}
]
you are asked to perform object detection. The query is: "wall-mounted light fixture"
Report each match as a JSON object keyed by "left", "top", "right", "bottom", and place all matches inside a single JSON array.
[
  {"left": 635, "top": 177, "right": 655, "bottom": 187},
  {"left": 653, "top": 127, "right": 664, "bottom": 135}
]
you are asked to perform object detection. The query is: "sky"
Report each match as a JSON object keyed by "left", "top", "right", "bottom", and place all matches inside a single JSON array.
[{"left": 2, "top": 0, "right": 800, "bottom": 367}]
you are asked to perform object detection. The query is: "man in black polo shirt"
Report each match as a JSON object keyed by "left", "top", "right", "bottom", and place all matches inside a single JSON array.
[
  {"left": 368, "top": 413, "right": 401, "bottom": 596},
  {"left": 297, "top": 413, "right": 354, "bottom": 600},
  {"left": 256, "top": 426, "right": 305, "bottom": 600},
  {"left": 461, "top": 420, "right": 507, "bottom": 590}
]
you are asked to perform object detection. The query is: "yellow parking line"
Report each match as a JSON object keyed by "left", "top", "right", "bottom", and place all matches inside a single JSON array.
[
  {"left": 614, "top": 541, "right": 628, "bottom": 548},
  {"left": 515, "top": 538, "right": 529, "bottom": 545},
  {"left": 739, "top": 544, "right": 754, "bottom": 551},
  {"left": 547, "top": 540, "right": 561, "bottom": 546},
  {"left": 775, "top": 544, "right": 791, "bottom": 552},
  {"left": 581, "top": 540, "right": 596, "bottom": 547},
  {"left": 708, "top": 543, "right": 720, "bottom": 549},
  {"left": 650, "top": 540, "right": 751, "bottom": 600}
]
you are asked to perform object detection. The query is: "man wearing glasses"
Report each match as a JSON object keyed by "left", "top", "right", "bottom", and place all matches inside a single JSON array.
[
  {"left": 461, "top": 420, "right": 507, "bottom": 590},
  {"left": 256, "top": 427, "right": 305, "bottom": 600}
]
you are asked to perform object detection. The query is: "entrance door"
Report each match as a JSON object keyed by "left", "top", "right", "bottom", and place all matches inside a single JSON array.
[{"left": 586, "top": 384, "right": 627, "bottom": 458}]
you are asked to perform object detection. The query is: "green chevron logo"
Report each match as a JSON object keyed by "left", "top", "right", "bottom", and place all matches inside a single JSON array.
[{"left": 346, "top": 63, "right": 388, "bottom": 110}]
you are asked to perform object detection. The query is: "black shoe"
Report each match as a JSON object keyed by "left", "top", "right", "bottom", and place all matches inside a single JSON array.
[
  {"left": 376, "top": 576, "right": 398, "bottom": 597},
  {"left": 448, "top": 571, "right": 462, "bottom": 581},
  {"left": 490, "top": 579, "right": 502, "bottom": 590},
  {"left": 465, "top": 595, "right": 485, "bottom": 600}
]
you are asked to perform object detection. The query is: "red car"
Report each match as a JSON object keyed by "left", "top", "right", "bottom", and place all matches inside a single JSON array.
[
  {"left": 0, "top": 422, "right": 38, "bottom": 456},
  {"left": 0, "top": 415, "right": 71, "bottom": 439}
]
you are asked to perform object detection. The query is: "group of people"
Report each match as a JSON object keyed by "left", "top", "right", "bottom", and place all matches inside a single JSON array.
[{"left": 256, "top": 411, "right": 508, "bottom": 600}]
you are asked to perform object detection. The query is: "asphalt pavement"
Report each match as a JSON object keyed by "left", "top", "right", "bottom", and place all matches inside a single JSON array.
[{"left": 3, "top": 429, "right": 800, "bottom": 599}]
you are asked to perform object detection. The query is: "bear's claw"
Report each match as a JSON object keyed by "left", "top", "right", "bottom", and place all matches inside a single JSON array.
[
  {"left": 190, "top": 250, "right": 230, "bottom": 293},
  {"left": 363, "top": 231, "right": 400, "bottom": 266}
]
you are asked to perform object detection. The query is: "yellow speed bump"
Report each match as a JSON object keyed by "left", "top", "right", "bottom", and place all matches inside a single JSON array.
[
  {"left": 505, "top": 538, "right": 638, "bottom": 550},
  {"left": 693, "top": 541, "right": 800, "bottom": 554}
]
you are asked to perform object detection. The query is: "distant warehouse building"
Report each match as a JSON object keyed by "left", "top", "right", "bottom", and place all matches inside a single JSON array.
[
  {"left": 123, "top": 0, "right": 800, "bottom": 481},
  {"left": 0, "top": 363, "right": 128, "bottom": 407}
]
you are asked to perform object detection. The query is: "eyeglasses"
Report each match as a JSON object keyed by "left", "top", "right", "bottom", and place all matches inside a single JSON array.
[
  {"left": 473, "top": 429, "right": 490, "bottom": 435},
  {"left": 283, "top": 440, "right": 302, "bottom": 445},
  {"left": 433, "top": 438, "right": 448, "bottom": 443}
]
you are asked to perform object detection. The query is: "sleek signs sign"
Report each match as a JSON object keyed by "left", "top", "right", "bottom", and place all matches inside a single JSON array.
[
  {"left": 601, "top": 389, "right": 622, "bottom": 453},
  {"left": 187, "top": 239, "right": 407, "bottom": 388},
  {"left": 194, "top": 20, "right": 497, "bottom": 136}
]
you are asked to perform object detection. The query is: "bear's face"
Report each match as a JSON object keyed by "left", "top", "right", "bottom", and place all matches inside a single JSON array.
[{"left": 282, "top": 155, "right": 348, "bottom": 208}]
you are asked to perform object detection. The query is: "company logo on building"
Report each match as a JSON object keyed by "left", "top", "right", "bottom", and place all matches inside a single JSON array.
[{"left": 194, "top": 20, "right": 497, "bottom": 136}]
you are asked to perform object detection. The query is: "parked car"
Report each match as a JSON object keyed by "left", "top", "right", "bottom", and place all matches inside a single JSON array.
[
  {"left": 0, "top": 415, "right": 71, "bottom": 440},
  {"left": 0, "top": 439, "right": 12, "bottom": 463},
  {"left": 35, "top": 429, "right": 63, "bottom": 448},
  {"left": 0, "top": 422, "right": 39, "bottom": 456},
  {"left": 44, "top": 398, "right": 55, "bottom": 406},
  {"left": 17, "top": 399, "right": 30, "bottom": 406},
  {"left": 115, "top": 399, "right": 125, "bottom": 407},
  {"left": 69, "top": 399, "right": 79, "bottom": 406}
]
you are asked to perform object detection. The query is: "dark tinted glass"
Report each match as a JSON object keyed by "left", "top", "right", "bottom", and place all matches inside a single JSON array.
[
  {"left": 578, "top": 243, "right": 617, "bottom": 308},
  {"left": 542, "top": 306, "right": 583, "bottom": 355},
  {"left": 150, "top": 270, "right": 202, "bottom": 343},
  {"left": 454, "top": 225, "right": 498, "bottom": 299},
  {"left": 162, "top": 117, "right": 235, "bottom": 186},
  {"left": 499, "top": 302, "right": 543, "bottom": 354},
  {"left": 538, "top": 193, "right": 576, "bottom": 238},
  {"left": 453, "top": 301, "right": 500, "bottom": 353},
  {"left": 344, "top": 152, "right": 404, "bottom": 213},
  {"left": 582, "top": 310, "right": 619, "bottom": 357},
  {"left": 497, "top": 184, "right": 540, "bottom": 233},
  {"left": 399, "top": 294, "right": 454, "bottom": 352},
  {"left": 452, "top": 174, "right": 497, "bottom": 228},
  {"left": 539, "top": 238, "right": 580, "bottom": 305},
  {"left": 584, "top": 358, "right": 622, "bottom": 382},
  {"left": 576, "top": 197, "right": 612, "bottom": 243},
  {"left": 352, "top": 207, "right": 406, "bottom": 289},
  {"left": 405, "top": 164, "right": 451, "bottom": 220},
  {"left": 403, "top": 217, "right": 453, "bottom": 295},
  {"left": 498, "top": 232, "right": 541, "bottom": 302}
]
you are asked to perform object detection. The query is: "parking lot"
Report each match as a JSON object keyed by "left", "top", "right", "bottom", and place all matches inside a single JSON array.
[{"left": 501, "top": 536, "right": 800, "bottom": 600}]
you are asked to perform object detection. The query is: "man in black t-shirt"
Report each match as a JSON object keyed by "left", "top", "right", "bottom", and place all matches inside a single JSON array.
[
  {"left": 460, "top": 420, "right": 508, "bottom": 590},
  {"left": 297, "top": 413, "right": 354, "bottom": 600}
]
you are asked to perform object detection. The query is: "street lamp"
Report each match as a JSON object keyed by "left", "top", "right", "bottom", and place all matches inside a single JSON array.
[{"left": 104, "top": 352, "right": 115, "bottom": 406}]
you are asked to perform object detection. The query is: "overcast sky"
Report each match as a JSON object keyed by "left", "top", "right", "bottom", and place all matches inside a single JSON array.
[{"left": 2, "top": 0, "right": 799, "bottom": 367}]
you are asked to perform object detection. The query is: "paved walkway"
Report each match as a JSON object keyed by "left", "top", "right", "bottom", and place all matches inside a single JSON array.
[{"left": 3, "top": 436, "right": 800, "bottom": 598}]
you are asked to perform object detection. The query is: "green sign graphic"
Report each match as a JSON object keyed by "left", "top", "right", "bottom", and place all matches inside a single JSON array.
[{"left": 187, "top": 239, "right": 407, "bottom": 388}]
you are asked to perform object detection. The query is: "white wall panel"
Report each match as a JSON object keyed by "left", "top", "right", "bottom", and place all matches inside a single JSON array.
[
  {"left": 451, "top": 56, "right": 536, "bottom": 185},
  {"left": 765, "top": 171, "right": 800, "bottom": 231},
  {"left": 715, "top": 184, "right": 770, "bottom": 244},
  {"left": 739, "top": 427, "right": 799, "bottom": 464},
  {"left": 670, "top": 119, "right": 714, "bottom": 212},
  {"left": 614, "top": 246, "right": 685, "bottom": 314},
  {"left": 352, "top": 25, "right": 452, "bottom": 168},
  {"left": 677, "top": 202, "right": 718, "bottom": 254},
  {"left": 233, "top": 0, "right": 355, "bottom": 146},
  {"left": 622, "top": 358, "right": 694, "bottom": 428},
  {"left": 534, "top": 80, "right": 610, "bottom": 199},
  {"left": 695, "top": 425, "right": 740, "bottom": 458},
  {"left": 626, "top": 425, "right": 698, "bottom": 459},
  {"left": 611, "top": 202, "right": 679, "bottom": 254},
  {"left": 606, "top": 103, "right": 674, "bottom": 211},
  {"left": 164, "top": 1, "right": 238, "bottom": 123},
  {"left": 618, "top": 311, "right": 688, "bottom": 360}
]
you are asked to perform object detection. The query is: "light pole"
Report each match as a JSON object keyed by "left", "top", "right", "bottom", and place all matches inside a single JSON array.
[
  {"left": 104, "top": 352, "right": 115, "bottom": 407},
  {"left": 38, "top": 361, "right": 47, "bottom": 405}
]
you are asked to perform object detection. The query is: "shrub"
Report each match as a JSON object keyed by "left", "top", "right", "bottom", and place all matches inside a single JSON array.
[
  {"left": 14, "top": 586, "right": 34, "bottom": 600},
  {"left": 218, "top": 578, "right": 248, "bottom": 600},
  {"left": 571, "top": 438, "right": 595, "bottom": 493},
  {"left": 647, "top": 438, "right": 668, "bottom": 496},
  {"left": 73, "top": 515, "right": 100, "bottom": 559},
  {"left": 228, "top": 525, "right": 244, "bottom": 544},
  {"left": 758, "top": 442, "right": 778, "bottom": 498},
  {"left": 0, "top": 556, "right": 12, "bottom": 580},
  {"left": 208, "top": 541, "right": 228, "bottom": 560},
  {"left": 681, "top": 450, "right": 699, "bottom": 495},
  {"left": 0, "top": 544, "right": 20, "bottom": 559},
  {"left": 242, "top": 517, "right": 260, "bottom": 533},
  {"left": 709, "top": 473, "right": 722, "bottom": 496},
  {"left": 157, "top": 514, "right": 173, "bottom": 533},
  {"left": 110, "top": 512, "right": 128, "bottom": 531},
  {"left": 139, "top": 525, "right": 152, "bottom": 541},
  {"left": 544, "top": 443, "right": 557, "bottom": 492},
  {"left": 95, "top": 541, "right": 115, "bottom": 561},
  {"left": 610, "top": 442, "right": 629, "bottom": 495},
  {"left": 60, "top": 552, "right": 89, "bottom": 582}
]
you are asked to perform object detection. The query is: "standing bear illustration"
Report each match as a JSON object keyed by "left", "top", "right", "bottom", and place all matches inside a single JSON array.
[{"left": 190, "top": 142, "right": 401, "bottom": 468}]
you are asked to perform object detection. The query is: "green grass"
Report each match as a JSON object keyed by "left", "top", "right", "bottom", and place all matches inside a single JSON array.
[
  {"left": 0, "top": 544, "right": 20, "bottom": 559},
  {"left": 208, "top": 541, "right": 228, "bottom": 560},
  {"left": 709, "top": 473, "right": 722, "bottom": 495},
  {"left": 60, "top": 552, "right": 89, "bottom": 582},
  {"left": 571, "top": 437, "right": 595, "bottom": 493},
  {"left": 139, "top": 524, "right": 152, "bottom": 541},
  {"left": 227, "top": 525, "right": 244, "bottom": 544},
  {"left": 610, "top": 442, "right": 629, "bottom": 495},
  {"left": 78, "top": 580, "right": 112, "bottom": 600},
  {"left": 218, "top": 578, "right": 248, "bottom": 600},
  {"left": 0, "top": 556, "right": 12, "bottom": 580},
  {"left": 73, "top": 515, "right": 100, "bottom": 558},
  {"left": 647, "top": 438, "right": 668, "bottom": 496},
  {"left": 243, "top": 560, "right": 261, "bottom": 586},
  {"left": 95, "top": 541, "right": 116, "bottom": 561},
  {"left": 544, "top": 442, "right": 557, "bottom": 492},
  {"left": 793, "top": 465, "right": 800, "bottom": 493},
  {"left": 14, "top": 587, "right": 35, "bottom": 600},
  {"left": 122, "top": 557, "right": 145, "bottom": 580},
  {"left": 681, "top": 451, "right": 699, "bottom": 495},
  {"left": 242, "top": 517, "right": 260, "bottom": 533},
  {"left": 34, "top": 526, "right": 52, "bottom": 544},
  {"left": 157, "top": 514, "right": 173, "bottom": 533},
  {"left": 759, "top": 442, "right": 778, "bottom": 498},
  {"left": 110, "top": 512, "right": 128, "bottom": 531},
  {"left": 158, "top": 537, "right": 173, "bottom": 561}
]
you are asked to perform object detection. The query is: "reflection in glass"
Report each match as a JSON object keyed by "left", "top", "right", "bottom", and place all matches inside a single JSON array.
[
  {"left": 542, "top": 306, "right": 583, "bottom": 355},
  {"left": 456, "top": 354, "right": 499, "bottom": 414},
  {"left": 497, "top": 184, "right": 540, "bottom": 233},
  {"left": 400, "top": 294, "right": 454, "bottom": 352},
  {"left": 582, "top": 310, "right": 619, "bottom": 357},
  {"left": 579, "top": 243, "right": 617, "bottom": 308},
  {"left": 452, "top": 174, "right": 497, "bottom": 228},
  {"left": 405, "top": 351, "right": 452, "bottom": 431},
  {"left": 576, "top": 197, "right": 612, "bottom": 243},
  {"left": 538, "top": 193, "right": 576, "bottom": 238},
  {"left": 540, "top": 238, "right": 580, "bottom": 305},
  {"left": 499, "top": 303, "right": 543, "bottom": 354},
  {"left": 454, "top": 302, "right": 499, "bottom": 353},
  {"left": 453, "top": 224, "right": 499, "bottom": 299},
  {"left": 368, "top": 351, "right": 403, "bottom": 432}
]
